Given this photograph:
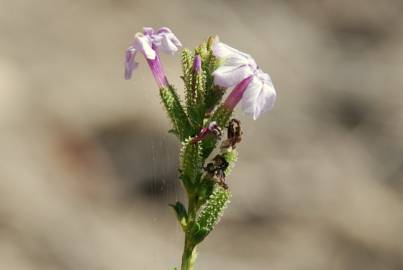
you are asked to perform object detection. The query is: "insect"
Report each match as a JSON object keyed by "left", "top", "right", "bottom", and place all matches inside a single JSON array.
[
  {"left": 221, "top": 118, "right": 242, "bottom": 150},
  {"left": 204, "top": 154, "right": 229, "bottom": 189}
]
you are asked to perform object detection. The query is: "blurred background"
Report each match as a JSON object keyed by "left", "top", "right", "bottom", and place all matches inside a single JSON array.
[{"left": 1, "top": 0, "right": 403, "bottom": 269}]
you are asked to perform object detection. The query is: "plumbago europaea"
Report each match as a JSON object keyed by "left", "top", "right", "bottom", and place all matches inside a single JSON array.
[{"left": 124, "top": 26, "right": 276, "bottom": 270}]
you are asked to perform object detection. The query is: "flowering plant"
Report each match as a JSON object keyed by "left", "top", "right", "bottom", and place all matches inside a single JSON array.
[{"left": 125, "top": 27, "right": 276, "bottom": 270}]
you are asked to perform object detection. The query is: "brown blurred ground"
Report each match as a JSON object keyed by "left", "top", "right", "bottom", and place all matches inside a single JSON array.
[{"left": 1, "top": 0, "right": 403, "bottom": 269}]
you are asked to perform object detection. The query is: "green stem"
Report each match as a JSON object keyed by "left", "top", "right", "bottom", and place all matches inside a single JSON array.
[
  {"left": 181, "top": 236, "right": 197, "bottom": 270},
  {"left": 181, "top": 196, "right": 198, "bottom": 270}
]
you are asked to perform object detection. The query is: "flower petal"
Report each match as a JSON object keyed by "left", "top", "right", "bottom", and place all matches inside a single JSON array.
[
  {"left": 167, "top": 32, "right": 182, "bottom": 48},
  {"left": 159, "top": 34, "right": 180, "bottom": 54},
  {"left": 213, "top": 42, "right": 255, "bottom": 67},
  {"left": 152, "top": 27, "right": 182, "bottom": 54},
  {"left": 156, "top": 26, "right": 172, "bottom": 34},
  {"left": 124, "top": 47, "right": 138, "bottom": 80},
  {"left": 213, "top": 64, "right": 253, "bottom": 88},
  {"left": 143, "top": 27, "right": 154, "bottom": 36},
  {"left": 241, "top": 76, "right": 276, "bottom": 120},
  {"left": 133, "top": 34, "right": 156, "bottom": 60}
]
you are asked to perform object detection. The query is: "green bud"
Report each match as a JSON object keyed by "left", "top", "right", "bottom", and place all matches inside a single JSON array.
[{"left": 193, "top": 186, "right": 231, "bottom": 243}]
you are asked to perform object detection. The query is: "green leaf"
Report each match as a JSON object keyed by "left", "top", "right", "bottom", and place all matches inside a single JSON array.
[{"left": 169, "top": 201, "right": 188, "bottom": 230}]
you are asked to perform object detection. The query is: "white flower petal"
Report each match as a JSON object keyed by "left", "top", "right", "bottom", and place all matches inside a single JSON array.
[
  {"left": 256, "top": 69, "right": 272, "bottom": 84},
  {"left": 241, "top": 77, "right": 261, "bottom": 114},
  {"left": 151, "top": 28, "right": 182, "bottom": 55},
  {"left": 223, "top": 55, "right": 252, "bottom": 68},
  {"left": 213, "top": 64, "right": 253, "bottom": 88},
  {"left": 241, "top": 76, "right": 276, "bottom": 120},
  {"left": 168, "top": 33, "right": 182, "bottom": 48},
  {"left": 133, "top": 34, "right": 156, "bottom": 60},
  {"left": 159, "top": 34, "right": 179, "bottom": 54},
  {"left": 213, "top": 42, "right": 252, "bottom": 61}
]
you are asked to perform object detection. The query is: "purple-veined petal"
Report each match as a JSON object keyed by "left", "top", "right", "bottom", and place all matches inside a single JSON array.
[
  {"left": 241, "top": 76, "right": 276, "bottom": 120},
  {"left": 124, "top": 47, "right": 138, "bottom": 80},
  {"left": 213, "top": 64, "right": 254, "bottom": 88}
]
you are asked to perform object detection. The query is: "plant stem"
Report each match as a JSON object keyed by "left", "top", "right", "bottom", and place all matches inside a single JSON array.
[
  {"left": 181, "top": 235, "right": 197, "bottom": 270},
  {"left": 181, "top": 196, "right": 198, "bottom": 270}
]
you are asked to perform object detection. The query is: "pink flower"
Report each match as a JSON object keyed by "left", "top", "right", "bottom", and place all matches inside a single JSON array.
[
  {"left": 212, "top": 42, "right": 276, "bottom": 120},
  {"left": 143, "top": 27, "right": 182, "bottom": 55},
  {"left": 124, "top": 27, "right": 182, "bottom": 88}
]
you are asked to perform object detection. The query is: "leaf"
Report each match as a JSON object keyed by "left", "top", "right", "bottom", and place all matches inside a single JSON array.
[{"left": 169, "top": 201, "right": 188, "bottom": 230}]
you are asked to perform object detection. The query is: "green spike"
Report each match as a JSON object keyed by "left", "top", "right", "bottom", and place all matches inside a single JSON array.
[
  {"left": 180, "top": 138, "right": 203, "bottom": 189},
  {"left": 181, "top": 49, "right": 195, "bottom": 111},
  {"left": 188, "top": 60, "right": 207, "bottom": 129},
  {"left": 193, "top": 186, "right": 231, "bottom": 243},
  {"left": 160, "top": 85, "right": 193, "bottom": 141}
]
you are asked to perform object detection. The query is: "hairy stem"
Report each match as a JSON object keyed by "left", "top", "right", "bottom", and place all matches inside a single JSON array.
[{"left": 181, "top": 196, "right": 198, "bottom": 270}]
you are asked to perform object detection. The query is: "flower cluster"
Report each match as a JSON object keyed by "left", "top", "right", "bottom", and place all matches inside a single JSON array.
[
  {"left": 124, "top": 26, "right": 278, "bottom": 270},
  {"left": 124, "top": 27, "right": 276, "bottom": 119}
]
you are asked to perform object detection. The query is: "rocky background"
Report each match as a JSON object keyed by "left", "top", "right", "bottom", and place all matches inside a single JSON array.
[{"left": 1, "top": 0, "right": 403, "bottom": 269}]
